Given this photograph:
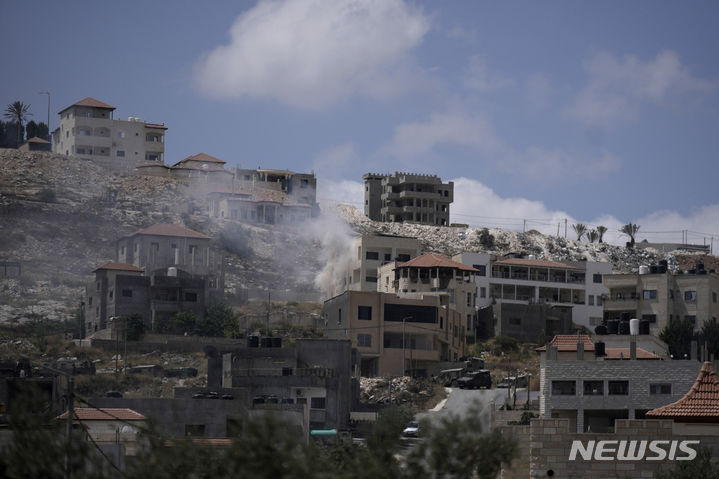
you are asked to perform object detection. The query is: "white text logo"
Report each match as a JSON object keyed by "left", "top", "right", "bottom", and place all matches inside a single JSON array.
[{"left": 568, "top": 440, "right": 699, "bottom": 461}]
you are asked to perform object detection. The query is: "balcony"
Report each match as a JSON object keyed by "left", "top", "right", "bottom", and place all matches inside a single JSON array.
[{"left": 399, "top": 190, "right": 438, "bottom": 200}]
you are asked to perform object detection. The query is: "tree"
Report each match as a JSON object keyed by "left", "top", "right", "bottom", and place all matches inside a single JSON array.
[
  {"left": 3, "top": 101, "right": 32, "bottom": 146},
  {"left": 655, "top": 446, "right": 719, "bottom": 479},
  {"left": 572, "top": 223, "right": 587, "bottom": 241},
  {"left": 37, "top": 122, "right": 49, "bottom": 141},
  {"left": 621, "top": 223, "right": 640, "bottom": 249},
  {"left": 596, "top": 225, "right": 607, "bottom": 243},
  {"left": 170, "top": 311, "right": 197, "bottom": 335},
  {"left": 587, "top": 229, "right": 599, "bottom": 243},
  {"left": 659, "top": 317, "right": 695, "bottom": 359},
  {"left": 197, "top": 303, "right": 238, "bottom": 337},
  {"left": 125, "top": 313, "right": 147, "bottom": 341},
  {"left": 406, "top": 404, "right": 518, "bottom": 479},
  {"left": 700, "top": 319, "right": 719, "bottom": 359},
  {"left": 25, "top": 120, "right": 38, "bottom": 140}
]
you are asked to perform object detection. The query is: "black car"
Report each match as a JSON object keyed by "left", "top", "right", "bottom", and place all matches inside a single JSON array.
[{"left": 456, "top": 370, "right": 492, "bottom": 389}]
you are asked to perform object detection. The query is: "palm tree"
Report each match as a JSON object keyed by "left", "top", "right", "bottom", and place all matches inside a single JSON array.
[
  {"left": 596, "top": 225, "right": 608, "bottom": 243},
  {"left": 621, "top": 223, "right": 640, "bottom": 248},
  {"left": 3, "top": 101, "right": 32, "bottom": 146},
  {"left": 587, "top": 229, "right": 599, "bottom": 243},
  {"left": 572, "top": 223, "right": 587, "bottom": 241}
]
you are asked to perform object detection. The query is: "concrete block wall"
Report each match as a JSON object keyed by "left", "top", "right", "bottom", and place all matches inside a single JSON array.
[{"left": 530, "top": 418, "right": 719, "bottom": 478}]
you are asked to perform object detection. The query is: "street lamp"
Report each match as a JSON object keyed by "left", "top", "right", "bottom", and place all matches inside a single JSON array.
[{"left": 39, "top": 91, "right": 50, "bottom": 140}]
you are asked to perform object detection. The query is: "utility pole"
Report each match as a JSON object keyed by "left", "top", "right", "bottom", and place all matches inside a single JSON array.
[
  {"left": 66, "top": 375, "right": 74, "bottom": 479},
  {"left": 402, "top": 316, "right": 412, "bottom": 377},
  {"left": 123, "top": 316, "right": 127, "bottom": 373},
  {"left": 266, "top": 292, "right": 271, "bottom": 337}
]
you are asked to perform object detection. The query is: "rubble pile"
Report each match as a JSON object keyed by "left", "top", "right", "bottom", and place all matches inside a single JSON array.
[
  {"left": 359, "top": 376, "right": 437, "bottom": 406},
  {"left": 333, "top": 205, "right": 674, "bottom": 273}
]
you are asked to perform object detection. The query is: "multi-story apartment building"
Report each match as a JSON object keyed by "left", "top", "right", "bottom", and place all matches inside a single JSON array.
[
  {"left": 363, "top": 172, "right": 453, "bottom": 226},
  {"left": 455, "top": 252, "right": 611, "bottom": 334},
  {"left": 52, "top": 97, "right": 166, "bottom": 167},
  {"left": 335, "top": 233, "right": 421, "bottom": 297},
  {"left": 378, "top": 254, "right": 479, "bottom": 344},
  {"left": 603, "top": 261, "right": 719, "bottom": 335},
  {"left": 323, "top": 290, "right": 464, "bottom": 377},
  {"left": 86, "top": 224, "right": 224, "bottom": 334},
  {"left": 538, "top": 334, "right": 701, "bottom": 433}
]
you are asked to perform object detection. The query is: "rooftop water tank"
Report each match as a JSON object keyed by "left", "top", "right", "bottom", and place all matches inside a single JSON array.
[
  {"left": 639, "top": 265, "right": 650, "bottom": 275},
  {"left": 528, "top": 254, "right": 536, "bottom": 260},
  {"left": 167, "top": 267, "right": 177, "bottom": 277},
  {"left": 629, "top": 318, "right": 639, "bottom": 336}
]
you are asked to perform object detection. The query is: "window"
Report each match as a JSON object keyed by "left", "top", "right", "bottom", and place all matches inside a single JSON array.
[
  {"left": 397, "top": 254, "right": 410, "bottom": 262},
  {"left": 642, "top": 314, "right": 657, "bottom": 323},
  {"left": 596, "top": 295, "right": 602, "bottom": 306},
  {"left": 338, "top": 308, "right": 342, "bottom": 325},
  {"left": 118, "top": 131, "right": 126, "bottom": 138},
  {"left": 189, "top": 245, "right": 196, "bottom": 254},
  {"left": 357, "top": 334, "right": 371, "bottom": 347},
  {"left": 116, "top": 150, "right": 125, "bottom": 157},
  {"left": 184, "top": 424, "right": 205, "bottom": 437},
  {"left": 109, "top": 290, "right": 114, "bottom": 299},
  {"left": 310, "top": 397, "right": 326, "bottom": 409},
  {"left": 551, "top": 381, "right": 576, "bottom": 395},
  {"left": 366, "top": 251, "right": 379, "bottom": 260},
  {"left": 184, "top": 292, "right": 198, "bottom": 302},
  {"left": 643, "top": 290, "right": 658, "bottom": 300},
  {"left": 583, "top": 380, "right": 604, "bottom": 396},
  {"left": 479, "top": 287, "right": 486, "bottom": 298},
  {"left": 650, "top": 383, "right": 671, "bottom": 395},
  {"left": 685, "top": 315, "right": 697, "bottom": 324},
  {"left": 713, "top": 292, "right": 717, "bottom": 303},
  {"left": 685, "top": 291, "right": 697, "bottom": 302},
  {"left": 593, "top": 274, "right": 603, "bottom": 283},
  {"left": 467, "top": 292, "right": 472, "bottom": 307},
  {"left": 300, "top": 179, "right": 309, "bottom": 188},
  {"left": 366, "top": 276, "right": 378, "bottom": 283},
  {"left": 509, "top": 317, "right": 521, "bottom": 326},
  {"left": 358, "top": 306, "right": 372, "bottom": 321},
  {"left": 608, "top": 380, "right": 629, "bottom": 395},
  {"left": 121, "top": 289, "right": 132, "bottom": 298},
  {"left": 384, "top": 253, "right": 392, "bottom": 262},
  {"left": 473, "top": 265, "right": 487, "bottom": 276},
  {"left": 88, "top": 297, "right": 93, "bottom": 306},
  {"left": 96, "top": 282, "right": 101, "bottom": 292},
  {"left": 588, "top": 295, "right": 594, "bottom": 306}
]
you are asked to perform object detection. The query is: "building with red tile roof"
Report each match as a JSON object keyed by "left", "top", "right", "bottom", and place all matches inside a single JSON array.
[
  {"left": 93, "top": 262, "right": 145, "bottom": 273},
  {"left": 19, "top": 136, "right": 52, "bottom": 152},
  {"left": 122, "top": 223, "right": 211, "bottom": 240},
  {"left": 58, "top": 407, "right": 146, "bottom": 421},
  {"left": 53, "top": 97, "right": 166, "bottom": 166},
  {"left": 646, "top": 361, "right": 719, "bottom": 422}
]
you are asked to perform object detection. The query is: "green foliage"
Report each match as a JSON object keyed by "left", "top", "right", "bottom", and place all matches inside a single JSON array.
[
  {"left": 493, "top": 335, "right": 518, "bottom": 353},
  {"left": 25, "top": 120, "right": 38, "bottom": 140},
  {"left": 406, "top": 404, "right": 518, "bottom": 479},
  {"left": 199, "top": 303, "right": 238, "bottom": 337},
  {"left": 478, "top": 228, "right": 495, "bottom": 249},
  {"left": 125, "top": 313, "right": 146, "bottom": 341},
  {"left": 701, "top": 319, "right": 719, "bottom": 358},
  {"left": 655, "top": 446, "right": 719, "bottom": 479},
  {"left": 170, "top": 311, "right": 198, "bottom": 335},
  {"left": 659, "top": 317, "right": 695, "bottom": 359},
  {"left": 3, "top": 101, "right": 31, "bottom": 146},
  {"left": 621, "top": 223, "right": 640, "bottom": 248},
  {"left": 572, "top": 223, "right": 587, "bottom": 241}
]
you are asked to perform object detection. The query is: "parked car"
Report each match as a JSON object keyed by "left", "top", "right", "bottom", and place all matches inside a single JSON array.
[
  {"left": 403, "top": 421, "right": 420, "bottom": 437},
  {"left": 456, "top": 370, "right": 492, "bottom": 389}
]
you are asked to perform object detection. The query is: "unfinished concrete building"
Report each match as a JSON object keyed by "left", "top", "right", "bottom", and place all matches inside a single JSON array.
[{"left": 363, "top": 172, "right": 453, "bottom": 226}]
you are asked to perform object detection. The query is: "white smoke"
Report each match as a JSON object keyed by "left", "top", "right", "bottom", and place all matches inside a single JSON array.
[{"left": 306, "top": 208, "right": 358, "bottom": 299}]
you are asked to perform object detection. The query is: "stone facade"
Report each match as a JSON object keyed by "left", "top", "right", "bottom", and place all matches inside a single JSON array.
[
  {"left": 52, "top": 97, "right": 166, "bottom": 168},
  {"left": 540, "top": 356, "right": 702, "bottom": 433},
  {"left": 323, "top": 291, "right": 464, "bottom": 377},
  {"left": 363, "top": 172, "right": 453, "bottom": 226},
  {"left": 603, "top": 268, "right": 719, "bottom": 335},
  {"left": 528, "top": 417, "right": 719, "bottom": 478}
]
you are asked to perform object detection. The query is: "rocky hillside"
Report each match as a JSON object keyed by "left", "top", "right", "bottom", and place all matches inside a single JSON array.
[{"left": 0, "top": 149, "right": 716, "bottom": 325}]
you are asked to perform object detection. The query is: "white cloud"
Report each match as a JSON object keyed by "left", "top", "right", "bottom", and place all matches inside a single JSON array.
[
  {"left": 311, "top": 142, "right": 360, "bottom": 179},
  {"left": 524, "top": 72, "right": 553, "bottom": 109},
  {"left": 194, "top": 0, "right": 430, "bottom": 109},
  {"left": 565, "top": 50, "right": 716, "bottom": 126},
  {"left": 381, "top": 110, "right": 501, "bottom": 158},
  {"left": 316, "top": 177, "right": 719, "bottom": 249},
  {"left": 316, "top": 177, "right": 364, "bottom": 210},
  {"left": 462, "top": 55, "right": 515, "bottom": 90},
  {"left": 380, "top": 110, "right": 621, "bottom": 181}
]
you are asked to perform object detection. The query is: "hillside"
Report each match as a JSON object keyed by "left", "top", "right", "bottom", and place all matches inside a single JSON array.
[{"left": 0, "top": 149, "right": 716, "bottom": 325}]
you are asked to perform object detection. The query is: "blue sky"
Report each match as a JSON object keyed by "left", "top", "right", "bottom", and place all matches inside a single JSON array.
[{"left": 2, "top": 0, "right": 718, "bottom": 246}]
